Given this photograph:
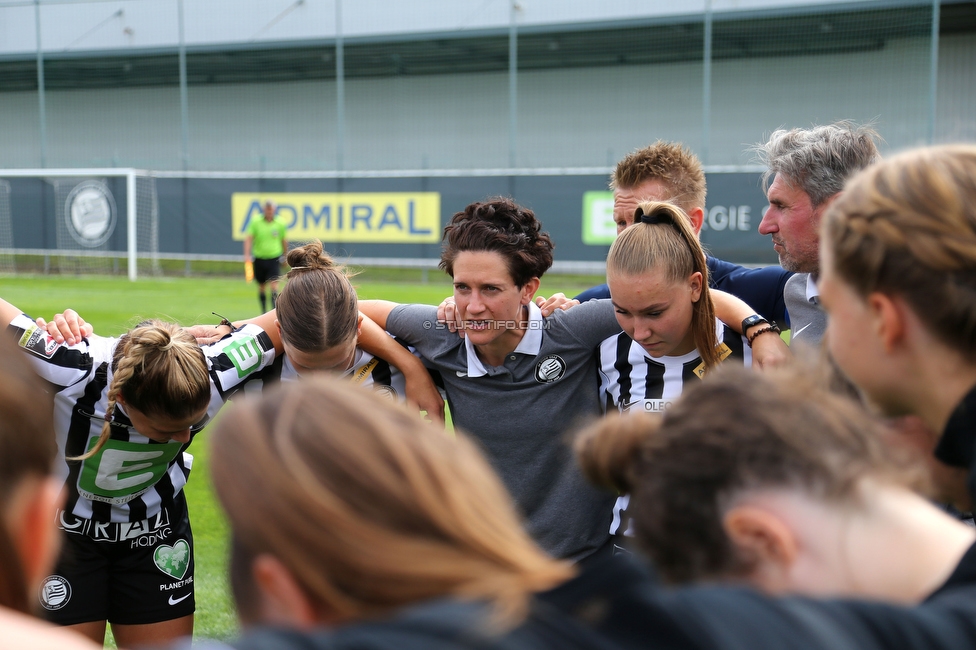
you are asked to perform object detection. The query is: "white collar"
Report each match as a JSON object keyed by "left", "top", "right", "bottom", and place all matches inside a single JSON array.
[
  {"left": 463, "top": 301, "right": 544, "bottom": 377},
  {"left": 805, "top": 273, "right": 820, "bottom": 304}
]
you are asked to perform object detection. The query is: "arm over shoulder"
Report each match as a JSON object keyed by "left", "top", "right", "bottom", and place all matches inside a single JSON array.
[
  {"left": 707, "top": 257, "right": 792, "bottom": 327},
  {"left": 551, "top": 299, "right": 622, "bottom": 348}
]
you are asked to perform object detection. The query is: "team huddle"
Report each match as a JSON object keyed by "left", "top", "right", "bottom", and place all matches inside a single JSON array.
[{"left": 3, "top": 125, "right": 976, "bottom": 650}]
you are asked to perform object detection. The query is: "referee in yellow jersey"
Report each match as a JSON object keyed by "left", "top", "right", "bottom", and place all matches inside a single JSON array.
[{"left": 244, "top": 200, "right": 289, "bottom": 313}]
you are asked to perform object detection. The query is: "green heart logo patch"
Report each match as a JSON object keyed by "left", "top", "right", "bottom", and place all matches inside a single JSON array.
[{"left": 153, "top": 539, "right": 190, "bottom": 580}]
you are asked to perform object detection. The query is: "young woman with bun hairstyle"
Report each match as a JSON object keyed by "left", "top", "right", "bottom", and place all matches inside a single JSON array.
[
  {"left": 577, "top": 364, "right": 976, "bottom": 603},
  {"left": 240, "top": 241, "right": 441, "bottom": 414},
  {"left": 818, "top": 144, "right": 976, "bottom": 509},
  {"left": 0, "top": 295, "right": 283, "bottom": 647},
  {"left": 597, "top": 200, "right": 753, "bottom": 547}
]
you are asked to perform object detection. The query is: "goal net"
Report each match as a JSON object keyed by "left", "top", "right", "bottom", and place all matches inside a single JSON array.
[
  {"left": 0, "top": 181, "right": 14, "bottom": 274},
  {"left": 0, "top": 169, "right": 160, "bottom": 279}
]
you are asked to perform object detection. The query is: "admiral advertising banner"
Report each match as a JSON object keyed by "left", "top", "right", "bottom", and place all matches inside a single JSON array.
[
  {"left": 230, "top": 192, "right": 441, "bottom": 243},
  {"left": 1, "top": 172, "right": 777, "bottom": 264}
]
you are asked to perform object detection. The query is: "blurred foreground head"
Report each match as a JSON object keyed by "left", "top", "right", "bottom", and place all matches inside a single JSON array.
[
  {"left": 575, "top": 364, "right": 972, "bottom": 602},
  {"left": 0, "top": 336, "right": 59, "bottom": 614},
  {"left": 821, "top": 144, "right": 976, "bottom": 415},
  {"left": 211, "top": 377, "right": 572, "bottom": 629}
]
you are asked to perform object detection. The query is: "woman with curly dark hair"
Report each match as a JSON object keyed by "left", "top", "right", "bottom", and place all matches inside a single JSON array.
[{"left": 360, "top": 197, "right": 622, "bottom": 564}]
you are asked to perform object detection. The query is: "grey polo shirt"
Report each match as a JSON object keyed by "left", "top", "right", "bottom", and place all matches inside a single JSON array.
[
  {"left": 387, "top": 299, "right": 621, "bottom": 561},
  {"left": 785, "top": 272, "right": 826, "bottom": 348}
]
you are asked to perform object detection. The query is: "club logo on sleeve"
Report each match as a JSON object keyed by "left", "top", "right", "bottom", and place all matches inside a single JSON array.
[
  {"left": 223, "top": 336, "right": 264, "bottom": 378},
  {"left": 154, "top": 539, "right": 190, "bottom": 580},
  {"left": 534, "top": 354, "right": 567, "bottom": 384},
  {"left": 39, "top": 575, "right": 72, "bottom": 610},
  {"left": 18, "top": 324, "right": 58, "bottom": 358}
]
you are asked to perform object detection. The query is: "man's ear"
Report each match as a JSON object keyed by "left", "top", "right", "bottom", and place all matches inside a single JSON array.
[
  {"left": 521, "top": 277, "right": 541, "bottom": 305},
  {"left": 689, "top": 207, "right": 705, "bottom": 236},
  {"left": 812, "top": 193, "right": 840, "bottom": 223},
  {"left": 252, "top": 554, "right": 321, "bottom": 629},
  {"left": 867, "top": 292, "right": 905, "bottom": 353},
  {"left": 723, "top": 505, "right": 798, "bottom": 592}
]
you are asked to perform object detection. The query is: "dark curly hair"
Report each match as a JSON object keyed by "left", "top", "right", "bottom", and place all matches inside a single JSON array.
[{"left": 439, "top": 198, "right": 554, "bottom": 287}]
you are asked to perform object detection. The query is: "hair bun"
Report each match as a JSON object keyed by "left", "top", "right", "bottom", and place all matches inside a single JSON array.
[
  {"left": 575, "top": 414, "right": 653, "bottom": 494},
  {"left": 287, "top": 240, "right": 333, "bottom": 271}
]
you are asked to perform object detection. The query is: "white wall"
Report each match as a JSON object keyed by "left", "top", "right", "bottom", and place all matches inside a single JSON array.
[
  {"left": 0, "top": 0, "right": 869, "bottom": 55},
  {"left": 937, "top": 33, "right": 976, "bottom": 143},
  {"left": 1, "top": 32, "right": 971, "bottom": 171}
]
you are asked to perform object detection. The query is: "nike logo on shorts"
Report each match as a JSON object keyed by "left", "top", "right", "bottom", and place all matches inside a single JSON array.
[{"left": 168, "top": 593, "right": 191, "bottom": 606}]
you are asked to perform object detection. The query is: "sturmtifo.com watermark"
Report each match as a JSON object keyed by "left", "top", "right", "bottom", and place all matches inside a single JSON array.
[{"left": 422, "top": 320, "right": 553, "bottom": 330}]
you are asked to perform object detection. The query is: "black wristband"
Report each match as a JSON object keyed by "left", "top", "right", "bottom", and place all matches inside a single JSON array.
[{"left": 740, "top": 314, "right": 769, "bottom": 335}]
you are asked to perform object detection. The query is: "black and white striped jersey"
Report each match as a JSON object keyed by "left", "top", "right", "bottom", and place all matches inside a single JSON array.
[
  {"left": 235, "top": 340, "right": 414, "bottom": 403},
  {"left": 598, "top": 319, "right": 751, "bottom": 415},
  {"left": 8, "top": 314, "right": 277, "bottom": 523},
  {"left": 598, "top": 318, "right": 752, "bottom": 536}
]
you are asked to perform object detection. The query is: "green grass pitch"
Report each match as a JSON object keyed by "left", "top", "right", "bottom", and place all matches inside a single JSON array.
[{"left": 0, "top": 269, "right": 604, "bottom": 645}]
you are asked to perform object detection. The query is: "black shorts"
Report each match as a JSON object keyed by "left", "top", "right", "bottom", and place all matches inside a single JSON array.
[
  {"left": 253, "top": 257, "right": 281, "bottom": 284},
  {"left": 40, "top": 492, "right": 195, "bottom": 626}
]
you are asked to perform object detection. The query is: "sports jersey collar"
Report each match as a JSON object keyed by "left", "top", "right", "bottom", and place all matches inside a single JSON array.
[
  {"left": 805, "top": 273, "right": 820, "bottom": 304},
  {"left": 342, "top": 347, "right": 368, "bottom": 377},
  {"left": 463, "top": 301, "right": 544, "bottom": 377}
]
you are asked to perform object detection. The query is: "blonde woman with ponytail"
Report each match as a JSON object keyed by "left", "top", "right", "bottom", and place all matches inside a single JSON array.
[
  {"left": 0, "top": 296, "right": 283, "bottom": 648},
  {"left": 596, "top": 201, "right": 755, "bottom": 549},
  {"left": 819, "top": 144, "right": 976, "bottom": 511}
]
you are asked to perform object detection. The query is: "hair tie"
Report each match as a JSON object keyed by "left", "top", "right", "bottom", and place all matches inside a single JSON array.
[{"left": 636, "top": 207, "right": 677, "bottom": 229}]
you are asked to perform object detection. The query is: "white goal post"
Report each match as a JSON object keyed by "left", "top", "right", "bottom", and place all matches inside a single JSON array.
[{"left": 0, "top": 168, "right": 159, "bottom": 281}]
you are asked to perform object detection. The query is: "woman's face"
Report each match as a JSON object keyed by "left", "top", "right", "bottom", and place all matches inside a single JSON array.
[
  {"left": 452, "top": 250, "right": 537, "bottom": 351},
  {"left": 283, "top": 337, "right": 358, "bottom": 376},
  {"left": 122, "top": 402, "right": 210, "bottom": 444},
  {"left": 608, "top": 267, "right": 702, "bottom": 358},
  {"left": 818, "top": 246, "right": 898, "bottom": 415}
]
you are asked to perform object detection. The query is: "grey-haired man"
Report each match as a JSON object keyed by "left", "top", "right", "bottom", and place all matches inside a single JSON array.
[{"left": 756, "top": 121, "right": 881, "bottom": 346}]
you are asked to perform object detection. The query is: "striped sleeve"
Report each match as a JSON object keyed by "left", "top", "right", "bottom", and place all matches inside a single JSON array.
[
  {"left": 204, "top": 323, "right": 278, "bottom": 398},
  {"left": 6, "top": 313, "right": 94, "bottom": 388}
]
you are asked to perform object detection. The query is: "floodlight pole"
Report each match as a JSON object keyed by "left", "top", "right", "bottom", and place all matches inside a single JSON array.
[
  {"left": 335, "top": 0, "right": 345, "bottom": 171},
  {"left": 508, "top": 2, "right": 519, "bottom": 168},
  {"left": 127, "top": 170, "right": 137, "bottom": 281},
  {"left": 35, "top": 0, "right": 48, "bottom": 168},
  {"left": 702, "top": 0, "right": 713, "bottom": 165}
]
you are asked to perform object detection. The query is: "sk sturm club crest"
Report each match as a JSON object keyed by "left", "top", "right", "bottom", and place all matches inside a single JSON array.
[{"left": 535, "top": 354, "right": 567, "bottom": 383}]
